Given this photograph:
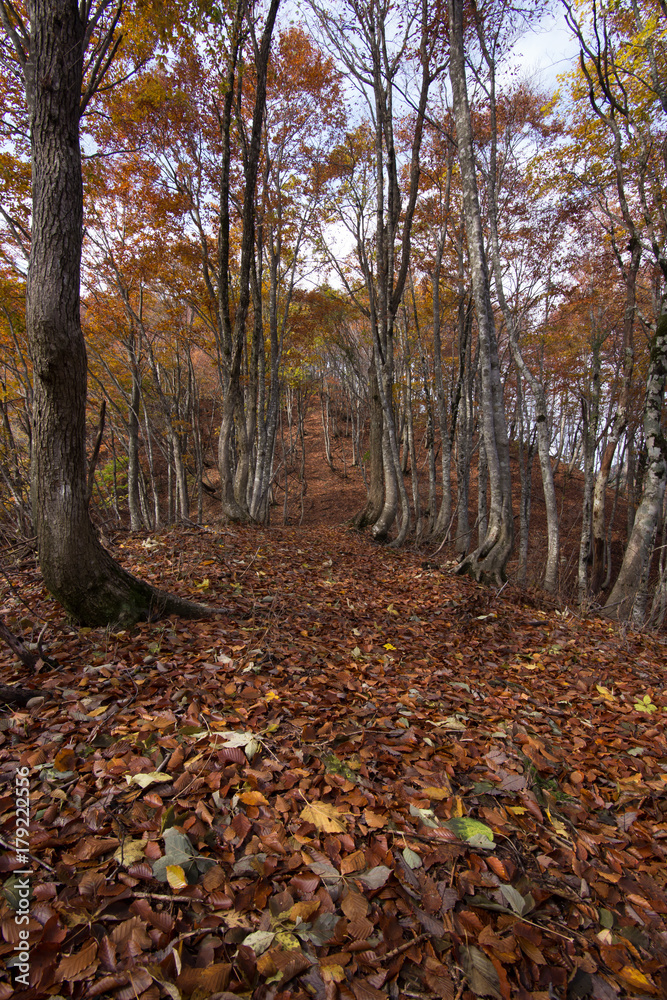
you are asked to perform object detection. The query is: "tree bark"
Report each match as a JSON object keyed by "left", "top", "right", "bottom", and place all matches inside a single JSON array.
[
  {"left": 591, "top": 241, "right": 639, "bottom": 594},
  {"left": 449, "top": 0, "right": 513, "bottom": 585},
  {"left": 14, "top": 0, "right": 207, "bottom": 625},
  {"left": 353, "top": 357, "right": 384, "bottom": 528},
  {"left": 606, "top": 313, "right": 667, "bottom": 621}
]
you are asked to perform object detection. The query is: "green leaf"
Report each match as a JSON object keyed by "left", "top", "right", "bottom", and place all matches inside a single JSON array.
[
  {"left": 634, "top": 693, "right": 658, "bottom": 713},
  {"left": 243, "top": 930, "right": 276, "bottom": 955},
  {"left": 298, "top": 911, "right": 338, "bottom": 946},
  {"left": 402, "top": 847, "right": 422, "bottom": 870},
  {"left": 356, "top": 865, "right": 391, "bottom": 889},
  {"left": 443, "top": 816, "right": 495, "bottom": 849},
  {"left": 409, "top": 803, "right": 439, "bottom": 828},
  {"left": 500, "top": 884, "right": 527, "bottom": 915},
  {"left": 152, "top": 827, "right": 213, "bottom": 882}
]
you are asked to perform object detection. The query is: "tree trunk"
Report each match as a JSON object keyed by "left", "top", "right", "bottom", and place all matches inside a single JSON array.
[
  {"left": 578, "top": 333, "right": 601, "bottom": 602},
  {"left": 353, "top": 357, "right": 384, "bottom": 529},
  {"left": 449, "top": 0, "right": 513, "bottom": 584},
  {"left": 591, "top": 241, "right": 639, "bottom": 594},
  {"left": 20, "top": 0, "right": 206, "bottom": 626},
  {"left": 606, "top": 314, "right": 667, "bottom": 621},
  {"left": 127, "top": 350, "right": 143, "bottom": 531},
  {"left": 474, "top": 7, "right": 555, "bottom": 591}
]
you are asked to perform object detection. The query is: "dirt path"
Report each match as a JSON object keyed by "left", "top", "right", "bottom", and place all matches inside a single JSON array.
[{"left": 283, "top": 409, "right": 367, "bottom": 527}]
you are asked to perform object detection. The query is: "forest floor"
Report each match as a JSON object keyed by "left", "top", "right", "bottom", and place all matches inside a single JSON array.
[{"left": 1, "top": 421, "right": 666, "bottom": 1000}]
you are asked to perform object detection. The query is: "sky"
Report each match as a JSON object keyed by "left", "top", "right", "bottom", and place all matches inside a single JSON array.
[{"left": 504, "top": 8, "right": 581, "bottom": 93}]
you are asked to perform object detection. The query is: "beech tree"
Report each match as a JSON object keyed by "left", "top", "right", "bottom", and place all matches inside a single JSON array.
[
  {"left": 472, "top": 0, "right": 560, "bottom": 592},
  {"left": 448, "top": 0, "right": 513, "bottom": 583},
  {"left": 310, "top": 0, "right": 438, "bottom": 544},
  {"left": 0, "top": 0, "right": 204, "bottom": 625},
  {"left": 562, "top": 0, "right": 667, "bottom": 620}
]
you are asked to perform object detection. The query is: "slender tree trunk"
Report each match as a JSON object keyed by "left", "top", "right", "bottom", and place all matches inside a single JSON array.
[
  {"left": 578, "top": 334, "right": 601, "bottom": 602},
  {"left": 591, "top": 241, "right": 639, "bottom": 594},
  {"left": 127, "top": 343, "right": 143, "bottom": 531},
  {"left": 477, "top": 433, "right": 488, "bottom": 545},
  {"left": 455, "top": 303, "right": 474, "bottom": 554},
  {"left": 405, "top": 354, "right": 422, "bottom": 537},
  {"left": 476, "top": 14, "right": 557, "bottom": 592},
  {"left": 449, "top": 0, "right": 513, "bottom": 584},
  {"left": 430, "top": 221, "right": 453, "bottom": 543}
]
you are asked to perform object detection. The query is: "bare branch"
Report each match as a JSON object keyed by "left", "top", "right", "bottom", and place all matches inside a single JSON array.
[
  {"left": 80, "top": 1, "right": 123, "bottom": 113},
  {"left": 0, "top": 0, "right": 29, "bottom": 67}
]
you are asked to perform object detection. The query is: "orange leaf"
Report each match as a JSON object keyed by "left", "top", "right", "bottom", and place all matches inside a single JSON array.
[{"left": 239, "top": 790, "right": 269, "bottom": 806}]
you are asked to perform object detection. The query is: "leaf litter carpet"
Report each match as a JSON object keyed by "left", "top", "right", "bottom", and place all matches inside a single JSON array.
[{"left": 1, "top": 523, "right": 667, "bottom": 1000}]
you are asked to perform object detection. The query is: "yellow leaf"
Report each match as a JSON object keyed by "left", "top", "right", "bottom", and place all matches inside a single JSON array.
[
  {"left": 546, "top": 809, "right": 570, "bottom": 838},
  {"left": 423, "top": 786, "right": 449, "bottom": 801},
  {"left": 596, "top": 684, "right": 616, "bottom": 702},
  {"left": 125, "top": 771, "right": 173, "bottom": 788},
  {"left": 300, "top": 801, "right": 347, "bottom": 833},
  {"left": 88, "top": 706, "right": 109, "bottom": 718},
  {"left": 114, "top": 839, "right": 146, "bottom": 866},
  {"left": 383, "top": 643, "right": 396, "bottom": 650},
  {"left": 322, "top": 964, "right": 346, "bottom": 983},
  {"left": 166, "top": 865, "right": 188, "bottom": 890},
  {"left": 452, "top": 796, "right": 465, "bottom": 817},
  {"left": 125, "top": 771, "right": 171, "bottom": 788},
  {"left": 507, "top": 806, "right": 527, "bottom": 815},
  {"left": 274, "top": 929, "right": 300, "bottom": 949},
  {"left": 288, "top": 900, "right": 320, "bottom": 922},
  {"left": 265, "top": 691, "right": 279, "bottom": 701},
  {"left": 618, "top": 966, "right": 656, "bottom": 992}
]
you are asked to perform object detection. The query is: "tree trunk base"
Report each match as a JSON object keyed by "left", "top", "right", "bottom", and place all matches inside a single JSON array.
[
  {"left": 42, "top": 529, "right": 211, "bottom": 628},
  {"left": 0, "top": 685, "right": 49, "bottom": 707},
  {"left": 454, "top": 525, "right": 512, "bottom": 587}
]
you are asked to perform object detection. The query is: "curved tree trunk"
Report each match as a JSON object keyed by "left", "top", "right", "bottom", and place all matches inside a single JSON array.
[
  {"left": 606, "top": 313, "right": 667, "bottom": 621},
  {"left": 18, "top": 0, "right": 207, "bottom": 626}
]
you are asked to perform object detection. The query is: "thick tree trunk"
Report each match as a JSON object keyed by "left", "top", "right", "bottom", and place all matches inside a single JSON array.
[
  {"left": 449, "top": 0, "right": 513, "bottom": 584},
  {"left": 606, "top": 314, "right": 667, "bottom": 621},
  {"left": 22, "top": 0, "right": 207, "bottom": 626}
]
